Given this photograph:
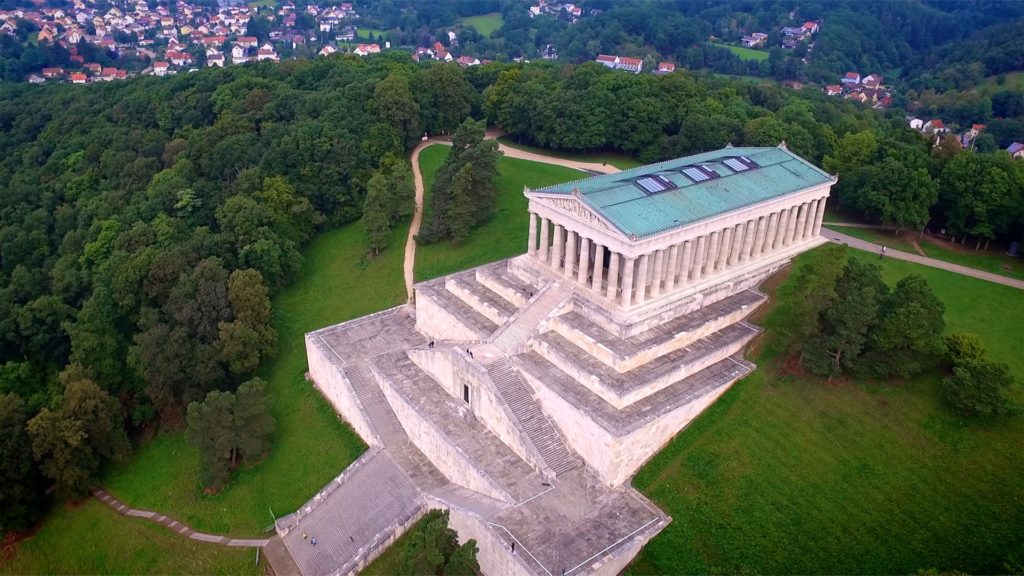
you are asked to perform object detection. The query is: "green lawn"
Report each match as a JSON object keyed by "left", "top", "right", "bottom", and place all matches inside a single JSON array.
[
  {"left": 357, "top": 27, "right": 387, "bottom": 40},
  {"left": 829, "top": 224, "right": 1024, "bottom": 281},
  {"left": 0, "top": 500, "right": 259, "bottom": 575},
  {"left": 711, "top": 42, "right": 770, "bottom": 62},
  {"left": 414, "top": 144, "right": 585, "bottom": 281},
  {"left": 980, "top": 71, "right": 1024, "bottom": 94},
  {"left": 459, "top": 13, "right": 503, "bottom": 36},
  {"left": 496, "top": 137, "right": 642, "bottom": 170},
  {"left": 628, "top": 246, "right": 1024, "bottom": 575},
  {"left": 247, "top": 0, "right": 276, "bottom": 8}
]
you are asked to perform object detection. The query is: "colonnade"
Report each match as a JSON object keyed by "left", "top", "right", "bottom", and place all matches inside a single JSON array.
[{"left": 527, "top": 197, "right": 828, "bottom": 308}]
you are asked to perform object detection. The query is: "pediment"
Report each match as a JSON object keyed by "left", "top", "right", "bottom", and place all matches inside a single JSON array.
[{"left": 535, "top": 194, "right": 626, "bottom": 238}]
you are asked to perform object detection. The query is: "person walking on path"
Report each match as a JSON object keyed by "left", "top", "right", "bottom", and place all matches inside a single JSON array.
[{"left": 880, "top": 245, "right": 887, "bottom": 259}]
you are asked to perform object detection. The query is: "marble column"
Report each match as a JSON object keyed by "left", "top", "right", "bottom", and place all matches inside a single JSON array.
[
  {"left": 552, "top": 224, "right": 564, "bottom": 271},
  {"left": 664, "top": 244, "right": 679, "bottom": 293},
  {"left": 592, "top": 244, "right": 605, "bottom": 293},
  {"left": 650, "top": 249, "right": 665, "bottom": 297},
  {"left": 802, "top": 200, "right": 817, "bottom": 240},
  {"left": 679, "top": 240, "right": 694, "bottom": 287},
  {"left": 739, "top": 219, "right": 757, "bottom": 262},
  {"left": 620, "top": 256, "right": 635, "bottom": 308},
  {"left": 728, "top": 223, "right": 744, "bottom": 266},
  {"left": 793, "top": 203, "right": 809, "bottom": 244},
  {"left": 564, "top": 230, "right": 577, "bottom": 278},
  {"left": 766, "top": 211, "right": 780, "bottom": 252},
  {"left": 694, "top": 234, "right": 708, "bottom": 280},
  {"left": 606, "top": 252, "right": 620, "bottom": 301},
  {"left": 576, "top": 236, "right": 591, "bottom": 285},
  {"left": 784, "top": 205, "right": 800, "bottom": 246},
  {"left": 633, "top": 254, "right": 649, "bottom": 304},
  {"left": 538, "top": 217, "right": 550, "bottom": 263},
  {"left": 813, "top": 197, "right": 827, "bottom": 235},
  {"left": 773, "top": 209, "right": 788, "bottom": 250},
  {"left": 752, "top": 215, "right": 768, "bottom": 257},
  {"left": 527, "top": 212, "right": 537, "bottom": 256},
  {"left": 716, "top": 227, "right": 732, "bottom": 272}
]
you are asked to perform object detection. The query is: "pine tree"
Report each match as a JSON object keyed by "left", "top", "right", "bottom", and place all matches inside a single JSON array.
[
  {"left": 447, "top": 163, "right": 476, "bottom": 245},
  {"left": 363, "top": 172, "right": 392, "bottom": 255}
]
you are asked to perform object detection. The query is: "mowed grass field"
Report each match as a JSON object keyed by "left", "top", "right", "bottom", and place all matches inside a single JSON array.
[
  {"left": 711, "top": 42, "right": 770, "bottom": 62},
  {"left": 0, "top": 500, "right": 258, "bottom": 575},
  {"left": 628, "top": 246, "right": 1024, "bottom": 574},
  {"left": 829, "top": 224, "right": 1024, "bottom": 281},
  {"left": 459, "top": 13, "right": 503, "bottom": 36},
  {"left": 496, "top": 137, "right": 643, "bottom": 170},
  {"left": 415, "top": 144, "right": 585, "bottom": 280}
]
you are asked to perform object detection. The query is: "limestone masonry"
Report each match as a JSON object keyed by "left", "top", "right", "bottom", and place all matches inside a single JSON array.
[{"left": 277, "top": 144, "right": 835, "bottom": 576}]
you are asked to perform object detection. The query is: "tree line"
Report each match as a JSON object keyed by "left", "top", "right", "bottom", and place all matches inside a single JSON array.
[{"left": 0, "top": 54, "right": 478, "bottom": 531}]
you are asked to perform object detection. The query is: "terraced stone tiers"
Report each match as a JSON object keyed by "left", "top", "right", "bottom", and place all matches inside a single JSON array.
[
  {"left": 549, "top": 289, "right": 767, "bottom": 372},
  {"left": 534, "top": 321, "right": 759, "bottom": 409}
]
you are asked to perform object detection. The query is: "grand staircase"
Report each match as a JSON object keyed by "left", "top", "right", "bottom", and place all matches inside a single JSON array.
[
  {"left": 486, "top": 358, "right": 579, "bottom": 476},
  {"left": 491, "top": 282, "right": 573, "bottom": 355},
  {"left": 278, "top": 450, "right": 423, "bottom": 576}
]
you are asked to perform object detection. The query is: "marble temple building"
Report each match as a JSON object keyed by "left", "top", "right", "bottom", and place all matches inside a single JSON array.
[{"left": 276, "top": 144, "right": 835, "bottom": 576}]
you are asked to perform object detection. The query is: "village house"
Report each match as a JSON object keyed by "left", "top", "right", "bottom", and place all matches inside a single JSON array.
[
  {"left": 653, "top": 62, "right": 676, "bottom": 75},
  {"left": 595, "top": 53, "right": 643, "bottom": 74},
  {"left": 1007, "top": 142, "right": 1024, "bottom": 159},
  {"left": 257, "top": 42, "right": 279, "bottom": 61},
  {"left": 318, "top": 45, "right": 337, "bottom": 57},
  {"left": 841, "top": 71, "right": 860, "bottom": 85},
  {"left": 457, "top": 55, "right": 480, "bottom": 67},
  {"left": 862, "top": 74, "right": 882, "bottom": 89},
  {"left": 231, "top": 44, "right": 248, "bottom": 64},
  {"left": 923, "top": 119, "right": 949, "bottom": 134},
  {"left": 153, "top": 61, "right": 169, "bottom": 76},
  {"left": 741, "top": 32, "right": 768, "bottom": 48},
  {"left": 70, "top": 72, "right": 87, "bottom": 83},
  {"left": 206, "top": 51, "right": 224, "bottom": 66},
  {"left": 353, "top": 43, "right": 380, "bottom": 56},
  {"left": 824, "top": 84, "right": 842, "bottom": 96}
]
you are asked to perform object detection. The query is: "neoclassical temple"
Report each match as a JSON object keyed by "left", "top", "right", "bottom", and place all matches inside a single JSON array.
[
  {"left": 282, "top": 144, "right": 835, "bottom": 576},
  {"left": 524, "top": 144, "right": 832, "bottom": 310}
]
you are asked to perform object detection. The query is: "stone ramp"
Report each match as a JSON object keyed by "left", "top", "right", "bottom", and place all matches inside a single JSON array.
[
  {"left": 446, "top": 271, "right": 519, "bottom": 325},
  {"left": 486, "top": 358, "right": 580, "bottom": 476},
  {"left": 491, "top": 281, "right": 574, "bottom": 355},
  {"left": 279, "top": 450, "right": 424, "bottom": 576}
]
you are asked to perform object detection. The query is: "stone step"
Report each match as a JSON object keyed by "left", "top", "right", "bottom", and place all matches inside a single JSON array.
[
  {"left": 346, "top": 363, "right": 408, "bottom": 447},
  {"left": 517, "top": 351, "right": 755, "bottom": 438},
  {"left": 533, "top": 322, "right": 759, "bottom": 410},
  {"left": 445, "top": 272, "right": 518, "bottom": 325},
  {"left": 375, "top": 351, "right": 546, "bottom": 502},
  {"left": 416, "top": 279, "right": 498, "bottom": 341},
  {"left": 281, "top": 451, "right": 424, "bottom": 576},
  {"left": 476, "top": 264, "right": 537, "bottom": 309},
  {"left": 491, "top": 282, "right": 574, "bottom": 356},
  {"left": 486, "top": 358, "right": 580, "bottom": 476},
  {"left": 550, "top": 289, "right": 766, "bottom": 372}
]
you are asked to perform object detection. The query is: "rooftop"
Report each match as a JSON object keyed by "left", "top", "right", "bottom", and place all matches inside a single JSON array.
[{"left": 531, "top": 145, "right": 834, "bottom": 239}]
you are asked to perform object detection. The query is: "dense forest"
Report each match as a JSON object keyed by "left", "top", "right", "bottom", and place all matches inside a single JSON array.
[{"left": 2, "top": 29, "right": 1024, "bottom": 531}]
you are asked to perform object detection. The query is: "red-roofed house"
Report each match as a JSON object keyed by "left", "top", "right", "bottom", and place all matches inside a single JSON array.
[
  {"left": 71, "top": 72, "right": 87, "bottom": 83},
  {"left": 825, "top": 84, "right": 842, "bottom": 96},
  {"left": 653, "top": 62, "right": 675, "bottom": 75},
  {"left": 236, "top": 35, "right": 257, "bottom": 48},
  {"left": 595, "top": 54, "right": 642, "bottom": 73},
  {"left": 862, "top": 74, "right": 882, "bottom": 89},
  {"left": 802, "top": 21, "right": 819, "bottom": 34},
  {"left": 457, "top": 55, "right": 480, "bottom": 67},
  {"left": 42, "top": 67, "right": 65, "bottom": 78},
  {"left": 153, "top": 61, "right": 169, "bottom": 76},
  {"left": 257, "top": 42, "right": 278, "bottom": 61},
  {"left": 201, "top": 35, "right": 226, "bottom": 47},
  {"left": 923, "top": 119, "right": 948, "bottom": 133},
  {"left": 842, "top": 71, "right": 860, "bottom": 85},
  {"left": 353, "top": 43, "right": 380, "bottom": 56}
]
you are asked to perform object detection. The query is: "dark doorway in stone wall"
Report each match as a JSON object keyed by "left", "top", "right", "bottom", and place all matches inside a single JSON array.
[{"left": 463, "top": 383, "right": 470, "bottom": 404}]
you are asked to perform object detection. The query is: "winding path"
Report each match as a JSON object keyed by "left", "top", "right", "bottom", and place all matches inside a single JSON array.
[
  {"left": 92, "top": 489, "right": 269, "bottom": 548},
  {"left": 403, "top": 136, "right": 620, "bottom": 302},
  {"left": 821, "top": 228, "right": 1024, "bottom": 290}
]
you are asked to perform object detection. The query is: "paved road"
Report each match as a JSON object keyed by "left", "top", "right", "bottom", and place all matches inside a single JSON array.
[
  {"left": 93, "top": 489, "right": 270, "bottom": 548},
  {"left": 822, "top": 228, "right": 1024, "bottom": 290}
]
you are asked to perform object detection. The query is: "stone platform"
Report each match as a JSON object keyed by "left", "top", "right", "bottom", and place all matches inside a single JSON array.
[{"left": 285, "top": 251, "right": 785, "bottom": 576}]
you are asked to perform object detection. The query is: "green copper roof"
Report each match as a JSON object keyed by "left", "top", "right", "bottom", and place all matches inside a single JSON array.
[{"left": 533, "top": 146, "right": 834, "bottom": 239}]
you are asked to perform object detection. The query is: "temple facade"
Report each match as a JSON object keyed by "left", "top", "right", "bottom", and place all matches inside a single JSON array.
[{"left": 282, "top": 144, "right": 835, "bottom": 576}]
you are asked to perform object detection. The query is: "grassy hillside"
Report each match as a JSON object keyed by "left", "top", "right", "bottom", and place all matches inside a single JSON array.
[
  {"left": 711, "top": 42, "right": 770, "bottom": 62},
  {"left": 628, "top": 247, "right": 1024, "bottom": 574},
  {"left": 459, "top": 13, "right": 503, "bottom": 36}
]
